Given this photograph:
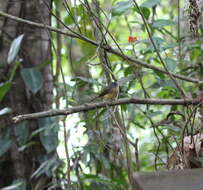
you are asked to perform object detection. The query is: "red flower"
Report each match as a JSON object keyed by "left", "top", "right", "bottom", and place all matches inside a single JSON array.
[{"left": 128, "top": 36, "right": 138, "bottom": 43}]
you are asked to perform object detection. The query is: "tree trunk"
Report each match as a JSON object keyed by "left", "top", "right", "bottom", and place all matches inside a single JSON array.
[{"left": 0, "top": 0, "right": 53, "bottom": 189}]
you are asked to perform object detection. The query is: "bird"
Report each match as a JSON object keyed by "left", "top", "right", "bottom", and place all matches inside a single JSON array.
[{"left": 90, "top": 82, "right": 119, "bottom": 102}]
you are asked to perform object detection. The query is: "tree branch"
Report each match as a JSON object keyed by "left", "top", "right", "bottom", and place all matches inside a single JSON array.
[
  {"left": 0, "top": 11, "right": 202, "bottom": 84},
  {"left": 12, "top": 98, "right": 200, "bottom": 122}
]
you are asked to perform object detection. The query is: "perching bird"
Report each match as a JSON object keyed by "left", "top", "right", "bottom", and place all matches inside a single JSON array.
[{"left": 90, "top": 82, "right": 119, "bottom": 102}]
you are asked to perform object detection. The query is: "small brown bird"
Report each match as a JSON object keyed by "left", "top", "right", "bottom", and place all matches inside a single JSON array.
[{"left": 90, "top": 82, "right": 119, "bottom": 102}]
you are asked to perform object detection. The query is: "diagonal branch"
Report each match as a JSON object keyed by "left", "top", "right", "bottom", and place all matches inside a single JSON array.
[
  {"left": 132, "top": 0, "right": 186, "bottom": 98},
  {"left": 13, "top": 98, "right": 200, "bottom": 123},
  {"left": 0, "top": 11, "right": 201, "bottom": 84}
]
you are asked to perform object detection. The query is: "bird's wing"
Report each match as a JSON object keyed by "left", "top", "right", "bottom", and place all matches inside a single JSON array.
[{"left": 98, "top": 86, "right": 111, "bottom": 97}]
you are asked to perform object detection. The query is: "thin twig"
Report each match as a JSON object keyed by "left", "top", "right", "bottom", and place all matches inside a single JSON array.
[
  {"left": 181, "top": 104, "right": 201, "bottom": 154},
  {"left": 62, "top": 120, "right": 72, "bottom": 189},
  {"left": 134, "top": 138, "right": 140, "bottom": 171}
]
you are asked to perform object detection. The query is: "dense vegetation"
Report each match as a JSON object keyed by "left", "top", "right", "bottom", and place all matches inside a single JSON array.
[{"left": 0, "top": 0, "right": 203, "bottom": 189}]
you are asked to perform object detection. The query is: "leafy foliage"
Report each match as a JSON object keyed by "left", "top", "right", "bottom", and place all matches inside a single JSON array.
[
  {"left": 50, "top": 0, "right": 202, "bottom": 187},
  {"left": 20, "top": 68, "right": 43, "bottom": 94},
  {"left": 7, "top": 34, "right": 24, "bottom": 64},
  {"left": 0, "top": 82, "right": 12, "bottom": 102},
  {"left": 38, "top": 118, "right": 59, "bottom": 153},
  {"left": 2, "top": 0, "right": 203, "bottom": 189},
  {"left": 0, "top": 128, "right": 12, "bottom": 156},
  {"left": 112, "top": 0, "right": 133, "bottom": 16}
]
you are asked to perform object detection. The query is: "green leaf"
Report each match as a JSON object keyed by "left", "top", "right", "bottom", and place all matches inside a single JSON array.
[
  {"left": 146, "top": 110, "right": 162, "bottom": 118},
  {"left": 133, "top": 7, "right": 151, "bottom": 19},
  {"left": 31, "top": 155, "right": 59, "bottom": 178},
  {"left": 0, "top": 129, "right": 12, "bottom": 156},
  {"left": 15, "top": 122, "right": 29, "bottom": 147},
  {"left": 20, "top": 68, "right": 43, "bottom": 94},
  {"left": 141, "top": 0, "right": 160, "bottom": 8},
  {"left": 141, "top": 7, "right": 150, "bottom": 19},
  {"left": 65, "top": 14, "right": 74, "bottom": 25},
  {"left": 191, "top": 49, "right": 202, "bottom": 60},
  {"left": 7, "top": 34, "right": 24, "bottom": 64},
  {"left": 165, "top": 58, "right": 177, "bottom": 72},
  {"left": 118, "top": 74, "right": 135, "bottom": 86},
  {"left": 142, "top": 37, "right": 165, "bottom": 51},
  {"left": 152, "top": 19, "right": 176, "bottom": 28},
  {"left": 157, "top": 86, "right": 177, "bottom": 98},
  {"left": 9, "top": 62, "right": 21, "bottom": 81},
  {"left": 166, "top": 124, "right": 181, "bottom": 132},
  {"left": 74, "top": 53, "right": 95, "bottom": 66},
  {"left": 124, "top": 66, "right": 134, "bottom": 76},
  {"left": 38, "top": 118, "right": 59, "bottom": 153},
  {"left": 71, "top": 76, "right": 98, "bottom": 85},
  {"left": 194, "top": 157, "right": 203, "bottom": 166},
  {"left": 81, "top": 174, "right": 123, "bottom": 187},
  {"left": 30, "top": 127, "right": 51, "bottom": 139},
  {"left": 0, "top": 107, "right": 12, "bottom": 116},
  {"left": 163, "top": 42, "right": 178, "bottom": 50},
  {"left": 0, "top": 82, "right": 12, "bottom": 102},
  {"left": 18, "top": 141, "right": 36, "bottom": 152},
  {"left": 31, "top": 160, "right": 51, "bottom": 178},
  {"left": 112, "top": 0, "right": 133, "bottom": 16},
  {"left": 153, "top": 70, "right": 165, "bottom": 79},
  {"left": 37, "top": 60, "right": 51, "bottom": 70},
  {"left": 157, "top": 79, "right": 175, "bottom": 88},
  {"left": 1, "top": 179, "right": 26, "bottom": 190},
  {"left": 30, "top": 119, "right": 60, "bottom": 139}
]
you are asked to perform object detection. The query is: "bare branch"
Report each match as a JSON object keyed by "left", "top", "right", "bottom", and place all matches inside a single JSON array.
[
  {"left": 0, "top": 11, "right": 201, "bottom": 84},
  {"left": 13, "top": 98, "right": 199, "bottom": 122}
]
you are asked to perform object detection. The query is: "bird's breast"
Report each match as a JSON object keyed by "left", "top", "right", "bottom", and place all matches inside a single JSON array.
[{"left": 103, "top": 87, "right": 119, "bottom": 100}]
